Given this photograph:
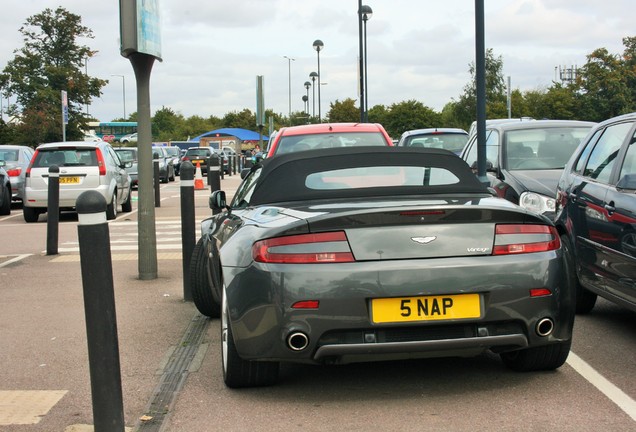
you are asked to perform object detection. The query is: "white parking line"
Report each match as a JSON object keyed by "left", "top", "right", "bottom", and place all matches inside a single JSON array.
[
  {"left": 0, "top": 254, "right": 32, "bottom": 268},
  {"left": 567, "top": 351, "right": 636, "bottom": 421}
]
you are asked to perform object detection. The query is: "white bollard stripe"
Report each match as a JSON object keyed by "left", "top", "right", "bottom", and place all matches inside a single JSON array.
[
  {"left": 78, "top": 212, "right": 107, "bottom": 226},
  {"left": 181, "top": 180, "right": 194, "bottom": 187},
  {"left": 48, "top": 172, "right": 60, "bottom": 178}
]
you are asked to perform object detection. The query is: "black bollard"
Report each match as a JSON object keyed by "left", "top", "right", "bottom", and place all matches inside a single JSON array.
[
  {"left": 180, "top": 161, "right": 195, "bottom": 302},
  {"left": 76, "top": 191, "right": 125, "bottom": 432},
  {"left": 46, "top": 165, "right": 60, "bottom": 255},
  {"left": 153, "top": 160, "right": 160, "bottom": 207},
  {"left": 208, "top": 154, "right": 221, "bottom": 203}
]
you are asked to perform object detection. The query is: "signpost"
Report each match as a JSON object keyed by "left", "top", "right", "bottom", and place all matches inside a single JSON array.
[{"left": 119, "top": 0, "right": 162, "bottom": 280}]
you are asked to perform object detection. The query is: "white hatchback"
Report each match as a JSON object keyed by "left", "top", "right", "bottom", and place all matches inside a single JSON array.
[{"left": 23, "top": 141, "right": 132, "bottom": 222}]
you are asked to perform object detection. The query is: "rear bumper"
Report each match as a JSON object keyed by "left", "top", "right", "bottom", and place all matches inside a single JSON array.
[
  {"left": 24, "top": 184, "right": 111, "bottom": 208},
  {"left": 224, "top": 251, "right": 575, "bottom": 364}
]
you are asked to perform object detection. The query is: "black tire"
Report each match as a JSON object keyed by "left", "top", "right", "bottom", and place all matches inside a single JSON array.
[
  {"left": 501, "top": 339, "right": 571, "bottom": 371},
  {"left": 121, "top": 186, "right": 132, "bottom": 213},
  {"left": 23, "top": 206, "right": 40, "bottom": 223},
  {"left": 190, "top": 238, "right": 221, "bottom": 318},
  {"left": 222, "top": 289, "right": 279, "bottom": 388},
  {"left": 106, "top": 191, "right": 117, "bottom": 220},
  {"left": 0, "top": 185, "right": 10, "bottom": 215},
  {"left": 561, "top": 234, "right": 597, "bottom": 313}
]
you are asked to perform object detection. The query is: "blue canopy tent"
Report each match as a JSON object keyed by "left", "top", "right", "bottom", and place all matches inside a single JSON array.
[{"left": 191, "top": 128, "right": 269, "bottom": 143}]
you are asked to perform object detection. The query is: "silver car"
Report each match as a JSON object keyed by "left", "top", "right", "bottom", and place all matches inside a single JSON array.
[
  {"left": 0, "top": 145, "right": 35, "bottom": 202},
  {"left": 23, "top": 141, "right": 132, "bottom": 222}
]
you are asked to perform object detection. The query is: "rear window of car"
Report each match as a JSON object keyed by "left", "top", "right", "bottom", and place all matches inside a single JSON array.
[
  {"left": 114, "top": 149, "right": 137, "bottom": 162},
  {"left": 185, "top": 149, "right": 211, "bottom": 157},
  {"left": 276, "top": 132, "right": 388, "bottom": 155},
  {"left": 33, "top": 149, "right": 97, "bottom": 167},
  {"left": 403, "top": 134, "right": 468, "bottom": 153},
  {"left": 0, "top": 149, "right": 19, "bottom": 162},
  {"left": 306, "top": 166, "right": 460, "bottom": 190}
]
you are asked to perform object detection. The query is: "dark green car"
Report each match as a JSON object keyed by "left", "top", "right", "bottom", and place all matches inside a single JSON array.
[{"left": 191, "top": 146, "right": 576, "bottom": 388}]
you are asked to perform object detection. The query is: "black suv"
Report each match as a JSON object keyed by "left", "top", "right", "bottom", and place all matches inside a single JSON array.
[{"left": 555, "top": 112, "right": 636, "bottom": 314}]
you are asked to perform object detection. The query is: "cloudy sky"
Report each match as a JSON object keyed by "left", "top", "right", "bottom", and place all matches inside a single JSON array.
[{"left": 0, "top": 0, "right": 632, "bottom": 124}]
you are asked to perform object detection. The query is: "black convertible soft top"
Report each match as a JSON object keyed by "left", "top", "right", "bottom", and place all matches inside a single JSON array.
[{"left": 249, "top": 147, "right": 489, "bottom": 205}]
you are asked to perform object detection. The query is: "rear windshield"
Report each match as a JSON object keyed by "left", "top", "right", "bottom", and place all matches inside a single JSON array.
[
  {"left": 403, "top": 133, "right": 468, "bottom": 153},
  {"left": 114, "top": 149, "right": 137, "bottom": 162},
  {"left": 33, "top": 148, "right": 97, "bottom": 167},
  {"left": 0, "top": 149, "right": 19, "bottom": 162},
  {"left": 276, "top": 132, "right": 387, "bottom": 155},
  {"left": 185, "top": 148, "right": 211, "bottom": 157}
]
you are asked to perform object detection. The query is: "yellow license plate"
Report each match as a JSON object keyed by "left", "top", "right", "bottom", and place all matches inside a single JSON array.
[
  {"left": 371, "top": 293, "right": 481, "bottom": 323},
  {"left": 59, "top": 176, "right": 80, "bottom": 184},
  {"left": 192, "top": 159, "right": 204, "bottom": 164}
]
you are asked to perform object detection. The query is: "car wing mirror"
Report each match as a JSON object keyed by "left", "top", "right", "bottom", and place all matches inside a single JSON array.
[
  {"left": 210, "top": 190, "right": 229, "bottom": 211},
  {"left": 240, "top": 168, "right": 251, "bottom": 179},
  {"left": 123, "top": 161, "right": 133, "bottom": 169},
  {"left": 616, "top": 174, "right": 636, "bottom": 191},
  {"left": 0, "top": 160, "right": 5, "bottom": 168}
]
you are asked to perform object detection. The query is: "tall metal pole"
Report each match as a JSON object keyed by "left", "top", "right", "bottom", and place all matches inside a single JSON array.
[
  {"left": 130, "top": 53, "right": 158, "bottom": 280},
  {"left": 313, "top": 40, "right": 324, "bottom": 122},
  {"left": 358, "top": 0, "right": 364, "bottom": 123},
  {"left": 475, "top": 0, "right": 488, "bottom": 184},
  {"left": 362, "top": 6, "right": 372, "bottom": 122},
  {"left": 284, "top": 56, "right": 295, "bottom": 124},
  {"left": 310, "top": 72, "right": 318, "bottom": 119}
]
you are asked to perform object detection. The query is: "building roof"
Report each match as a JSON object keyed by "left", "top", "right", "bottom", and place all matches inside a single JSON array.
[{"left": 191, "top": 128, "right": 269, "bottom": 142}]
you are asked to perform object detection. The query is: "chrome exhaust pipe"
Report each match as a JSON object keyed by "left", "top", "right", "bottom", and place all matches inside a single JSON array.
[
  {"left": 287, "top": 332, "right": 309, "bottom": 351},
  {"left": 536, "top": 318, "right": 554, "bottom": 337}
]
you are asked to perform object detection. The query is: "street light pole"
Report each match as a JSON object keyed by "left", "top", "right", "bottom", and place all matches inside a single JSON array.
[
  {"left": 313, "top": 40, "right": 324, "bottom": 122},
  {"left": 111, "top": 74, "right": 126, "bottom": 119},
  {"left": 304, "top": 81, "right": 311, "bottom": 115},
  {"left": 362, "top": 5, "right": 373, "bottom": 122},
  {"left": 283, "top": 56, "right": 295, "bottom": 124},
  {"left": 309, "top": 72, "right": 318, "bottom": 120},
  {"left": 357, "top": 0, "right": 364, "bottom": 123}
]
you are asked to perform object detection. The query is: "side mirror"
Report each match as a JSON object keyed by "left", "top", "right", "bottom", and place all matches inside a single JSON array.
[
  {"left": 123, "top": 161, "right": 133, "bottom": 169},
  {"left": 240, "top": 168, "right": 251, "bottom": 179},
  {"left": 0, "top": 160, "right": 5, "bottom": 168},
  {"left": 209, "top": 190, "right": 227, "bottom": 211},
  {"left": 616, "top": 174, "right": 636, "bottom": 190}
]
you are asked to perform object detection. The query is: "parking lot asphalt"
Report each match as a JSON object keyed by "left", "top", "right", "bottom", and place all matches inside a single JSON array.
[{"left": 0, "top": 173, "right": 242, "bottom": 431}]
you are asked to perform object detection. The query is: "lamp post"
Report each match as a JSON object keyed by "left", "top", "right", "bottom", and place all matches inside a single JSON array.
[
  {"left": 304, "top": 81, "right": 311, "bottom": 115},
  {"left": 312, "top": 39, "right": 324, "bottom": 122},
  {"left": 357, "top": 1, "right": 364, "bottom": 123},
  {"left": 361, "top": 5, "right": 372, "bottom": 122},
  {"left": 309, "top": 72, "right": 318, "bottom": 119},
  {"left": 111, "top": 74, "right": 126, "bottom": 119},
  {"left": 283, "top": 56, "right": 295, "bottom": 124}
]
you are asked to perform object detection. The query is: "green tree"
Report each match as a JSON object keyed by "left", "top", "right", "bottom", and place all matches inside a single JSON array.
[
  {"left": 151, "top": 106, "right": 184, "bottom": 141},
  {"left": 327, "top": 98, "right": 359, "bottom": 122},
  {"left": 223, "top": 108, "right": 256, "bottom": 130},
  {"left": 382, "top": 99, "right": 441, "bottom": 138},
  {"left": 448, "top": 49, "right": 507, "bottom": 130},
  {"left": 368, "top": 104, "right": 389, "bottom": 126},
  {"left": 577, "top": 47, "right": 631, "bottom": 121},
  {"left": 1, "top": 7, "right": 106, "bottom": 145}
]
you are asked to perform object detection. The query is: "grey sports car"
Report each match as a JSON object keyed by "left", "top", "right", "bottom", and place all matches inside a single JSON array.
[{"left": 190, "top": 146, "right": 576, "bottom": 388}]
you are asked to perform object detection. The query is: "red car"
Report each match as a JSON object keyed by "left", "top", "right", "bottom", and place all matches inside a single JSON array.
[{"left": 266, "top": 123, "right": 393, "bottom": 158}]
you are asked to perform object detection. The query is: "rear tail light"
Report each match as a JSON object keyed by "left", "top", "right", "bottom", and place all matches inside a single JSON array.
[
  {"left": 493, "top": 224, "right": 560, "bottom": 255},
  {"left": 95, "top": 148, "right": 106, "bottom": 176},
  {"left": 6, "top": 167, "right": 21, "bottom": 177},
  {"left": 25, "top": 149, "right": 39, "bottom": 177},
  {"left": 253, "top": 231, "right": 354, "bottom": 264}
]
